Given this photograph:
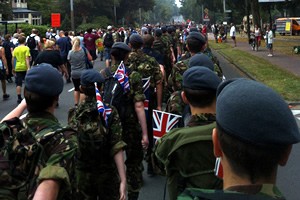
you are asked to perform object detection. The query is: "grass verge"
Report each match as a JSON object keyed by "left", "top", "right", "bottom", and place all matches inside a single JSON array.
[{"left": 209, "top": 41, "right": 300, "bottom": 101}]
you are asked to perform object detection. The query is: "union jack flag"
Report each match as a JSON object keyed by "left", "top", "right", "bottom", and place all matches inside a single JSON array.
[
  {"left": 114, "top": 61, "right": 130, "bottom": 93},
  {"left": 143, "top": 77, "right": 151, "bottom": 119},
  {"left": 153, "top": 110, "right": 181, "bottom": 139},
  {"left": 95, "top": 82, "right": 111, "bottom": 125}
]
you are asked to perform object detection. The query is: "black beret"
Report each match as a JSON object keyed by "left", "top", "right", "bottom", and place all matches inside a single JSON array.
[
  {"left": 129, "top": 34, "right": 144, "bottom": 44},
  {"left": 161, "top": 26, "right": 167, "bottom": 33},
  {"left": 216, "top": 79, "right": 300, "bottom": 145},
  {"left": 155, "top": 29, "right": 162, "bottom": 37},
  {"left": 189, "top": 27, "right": 199, "bottom": 32},
  {"left": 25, "top": 63, "right": 63, "bottom": 96},
  {"left": 183, "top": 67, "right": 221, "bottom": 90},
  {"left": 167, "top": 26, "right": 173, "bottom": 33},
  {"left": 112, "top": 42, "right": 131, "bottom": 52},
  {"left": 188, "top": 53, "right": 214, "bottom": 71},
  {"left": 187, "top": 32, "right": 206, "bottom": 44},
  {"left": 81, "top": 69, "right": 105, "bottom": 86}
]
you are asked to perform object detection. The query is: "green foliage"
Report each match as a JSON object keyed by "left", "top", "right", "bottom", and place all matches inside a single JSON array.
[
  {"left": 0, "top": 24, "right": 48, "bottom": 38},
  {"left": 61, "top": 15, "right": 71, "bottom": 31}
]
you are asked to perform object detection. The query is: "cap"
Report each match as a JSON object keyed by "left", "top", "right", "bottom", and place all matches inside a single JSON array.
[
  {"left": 25, "top": 63, "right": 63, "bottom": 96},
  {"left": 129, "top": 34, "right": 144, "bottom": 45},
  {"left": 183, "top": 67, "right": 221, "bottom": 90},
  {"left": 187, "top": 32, "right": 206, "bottom": 44},
  {"left": 155, "top": 29, "right": 162, "bottom": 37},
  {"left": 188, "top": 53, "right": 214, "bottom": 71},
  {"left": 81, "top": 69, "right": 105, "bottom": 86},
  {"left": 107, "top": 25, "right": 112, "bottom": 30},
  {"left": 216, "top": 79, "right": 300, "bottom": 145},
  {"left": 112, "top": 42, "right": 131, "bottom": 52}
]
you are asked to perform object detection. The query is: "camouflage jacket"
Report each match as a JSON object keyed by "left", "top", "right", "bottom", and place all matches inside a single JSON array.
[
  {"left": 168, "top": 51, "right": 223, "bottom": 92},
  {"left": 155, "top": 122, "right": 222, "bottom": 200},
  {"left": 126, "top": 49, "right": 162, "bottom": 88},
  {"left": 187, "top": 113, "right": 216, "bottom": 127},
  {"left": 153, "top": 36, "right": 171, "bottom": 59},
  {"left": 24, "top": 111, "right": 78, "bottom": 199},
  {"left": 178, "top": 184, "right": 285, "bottom": 200},
  {"left": 68, "top": 96, "right": 126, "bottom": 168}
]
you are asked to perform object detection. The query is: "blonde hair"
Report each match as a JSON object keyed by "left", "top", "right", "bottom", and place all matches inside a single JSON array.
[
  {"left": 71, "top": 37, "right": 81, "bottom": 51},
  {"left": 44, "top": 39, "right": 55, "bottom": 49}
]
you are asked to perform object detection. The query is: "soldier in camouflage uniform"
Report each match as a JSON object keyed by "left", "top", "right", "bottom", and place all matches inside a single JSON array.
[
  {"left": 1, "top": 63, "right": 77, "bottom": 199},
  {"left": 68, "top": 69, "right": 127, "bottom": 200},
  {"left": 155, "top": 67, "right": 223, "bottom": 200},
  {"left": 110, "top": 40, "right": 157, "bottom": 200},
  {"left": 179, "top": 79, "right": 300, "bottom": 200}
]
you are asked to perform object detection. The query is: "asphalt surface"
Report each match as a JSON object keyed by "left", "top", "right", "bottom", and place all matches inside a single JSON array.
[{"left": 0, "top": 45, "right": 299, "bottom": 199}]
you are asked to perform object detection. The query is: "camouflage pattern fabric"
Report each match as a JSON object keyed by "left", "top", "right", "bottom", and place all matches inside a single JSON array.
[
  {"left": 155, "top": 122, "right": 222, "bottom": 200},
  {"left": 178, "top": 184, "right": 286, "bottom": 200},
  {"left": 68, "top": 96, "right": 126, "bottom": 199},
  {"left": 0, "top": 112, "right": 77, "bottom": 200},
  {"left": 112, "top": 60, "right": 146, "bottom": 199}
]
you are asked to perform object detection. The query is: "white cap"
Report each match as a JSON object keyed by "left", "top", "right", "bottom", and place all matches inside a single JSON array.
[{"left": 107, "top": 25, "right": 112, "bottom": 30}]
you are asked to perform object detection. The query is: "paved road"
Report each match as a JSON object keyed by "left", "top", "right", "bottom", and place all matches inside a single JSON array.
[{"left": 0, "top": 51, "right": 299, "bottom": 200}]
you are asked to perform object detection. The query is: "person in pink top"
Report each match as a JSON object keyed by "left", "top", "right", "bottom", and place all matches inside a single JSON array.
[{"left": 83, "top": 28, "right": 100, "bottom": 62}]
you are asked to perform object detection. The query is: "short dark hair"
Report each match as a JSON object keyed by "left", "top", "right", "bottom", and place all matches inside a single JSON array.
[
  {"left": 216, "top": 123, "right": 290, "bottom": 183},
  {"left": 143, "top": 34, "right": 154, "bottom": 48},
  {"left": 80, "top": 85, "right": 97, "bottom": 96},
  {"left": 18, "top": 36, "right": 26, "bottom": 44},
  {"left": 186, "top": 37, "right": 205, "bottom": 53},
  {"left": 24, "top": 89, "right": 57, "bottom": 113},
  {"left": 111, "top": 48, "right": 129, "bottom": 62},
  {"left": 183, "top": 87, "right": 216, "bottom": 108},
  {"left": 130, "top": 41, "right": 143, "bottom": 49}
]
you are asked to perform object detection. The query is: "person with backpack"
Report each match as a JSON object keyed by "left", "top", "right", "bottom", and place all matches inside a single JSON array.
[
  {"left": 178, "top": 78, "right": 300, "bottom": 200},
  {"left": 103, "top": 25, "right": 114, "bottom": 67},
  {"left": 0, "top": 63, "right": 78, "bottom": 199},
  {"left": 26, "top": 29, "right": 41, "bottom": 66},
  {"left": 109, "top": 41, "right": 150, "bottom": 200},
  {"left": 68, "top": 69, "right": 126, "bottom": 200},
  {"left": 2, "top": 34, "right": 14, "bottom": 83},
  {"left": 155, "top": 67, "right": 223, "bottom": 200}
]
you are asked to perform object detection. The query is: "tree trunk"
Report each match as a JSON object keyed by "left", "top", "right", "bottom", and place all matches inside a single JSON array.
[{"left": 250, "top": 0, "right": 261, "bottom": 27}]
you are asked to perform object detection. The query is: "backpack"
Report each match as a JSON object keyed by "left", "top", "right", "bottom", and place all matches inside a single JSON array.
[
  {"left": 101, "top": 67, "right": 128, "bottom": 122},
  {"left": 0, "top": 117, "right": 74, "bottom": 196},
  {"left": 103, "top": 32, "right": 114, "bottom": 48},
  {"left": 68, "top": 103, "right": 111, "bottom": 164},
  {"left": 27, "top": 35, "right": 37, "bottom": 50}
]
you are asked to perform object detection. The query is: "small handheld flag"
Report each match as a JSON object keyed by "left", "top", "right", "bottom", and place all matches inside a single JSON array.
[{"left": 114, "top": 61, "right": 130, "bottom": 93}]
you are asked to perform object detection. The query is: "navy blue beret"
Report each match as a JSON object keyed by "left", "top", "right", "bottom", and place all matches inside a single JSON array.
[
  {"left": 129, "top": 34, "right": 144, "bottom": 44},
  {"left": 112, "top": 42, "right": 131, "bottom": 52},
  {"left": 81, "top": 69, "right": 105, "bottom": 86},
  {"left": 161, "top": 26, "right": 167, "bottom": 33},
  {"left": 216, "top": 79, "right": 300, "bottom": 145},
  {"left": 25, "top": 63, "right": 63, "bottom": 96},
  {"left": 155, "top": 29, "right": 162, "bottom": 37},
  {"left": 183, "top": 67, "right": 221, "bottom": 90},
  {"left": 188, "top": 53, "right": 214, "bottom": 71},
  {"left": 189, "top": 27, "right": 199, "bottom": 32},
  {"left": 187, "top": 32, "right": 206, "bottom": 44}
]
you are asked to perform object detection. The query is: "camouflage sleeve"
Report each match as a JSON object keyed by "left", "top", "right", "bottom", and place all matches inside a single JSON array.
[
  {"left": 165, "top": 91, "right": 185, "bottom": 115},
  {"left": 109, "top": 106, "right": 127, "bottom": 156},
  {"left": 129, "top": 71, "right": 145, "bottom": 103},
  {"left": 151, "top": 59, "right": 163, "bottom": 85},
  {"left": 37, "top": 131, "right": 77, "bottom": 194},
  {"left": 168, "top": 61, "right": 188, "bottom": 91}
]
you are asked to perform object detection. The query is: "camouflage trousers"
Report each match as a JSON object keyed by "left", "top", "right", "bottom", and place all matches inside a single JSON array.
[
  {"left": 0, "top": 187, "right": 27, "bottom": 200},
  {"left": 123, "top": 125, "right": 144, "bottom": 199}
]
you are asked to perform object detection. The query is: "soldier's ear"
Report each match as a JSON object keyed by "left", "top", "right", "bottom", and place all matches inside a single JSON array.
[
  {"left": 212, "top": 128, "right": 223, "bottom": 158},
  {"left": 181, "top": 91, "right": 189, "bottom": 104}
]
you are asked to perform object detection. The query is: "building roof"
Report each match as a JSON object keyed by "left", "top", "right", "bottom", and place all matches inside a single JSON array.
[{"left": 12, "top": 8, "right": 39, "bottom": 14}]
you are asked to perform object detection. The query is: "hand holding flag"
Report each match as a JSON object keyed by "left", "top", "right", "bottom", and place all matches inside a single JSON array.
[
  {"left": 114, "top": 61, "right": 130, "bottom": 93},
  {"left": 95, "top": 82, "right": 111, "bottom": 125}
]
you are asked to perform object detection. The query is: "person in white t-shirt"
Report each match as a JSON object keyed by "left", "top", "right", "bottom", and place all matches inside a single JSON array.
[
  {"left": 229, "top": 23, "right": 236, "bottom": 47},
  {"left": 267, "top": 25, "right": 273, "bottom": 57}
]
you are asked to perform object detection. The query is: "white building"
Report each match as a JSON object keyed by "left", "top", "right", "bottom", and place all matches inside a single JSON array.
[{"left": 12, "top": 0, "right": 42, "bottom": 25}]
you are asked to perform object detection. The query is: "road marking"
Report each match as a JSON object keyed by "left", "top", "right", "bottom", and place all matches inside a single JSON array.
[{"left": 68, "top": 87, "right": 75, "bottom": 92}]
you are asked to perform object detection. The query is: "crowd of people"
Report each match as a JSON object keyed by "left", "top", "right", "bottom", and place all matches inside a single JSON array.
[{"left": 0, "top": 22, "right": 299, "bottom": 200}]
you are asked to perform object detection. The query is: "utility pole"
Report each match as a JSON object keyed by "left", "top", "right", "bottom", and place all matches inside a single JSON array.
[
  {"left": 114, "top": 0, "right": 117, "bottom": 25},
  {"left": 70, "top": 0, "right": 75, "bottom": 31}
]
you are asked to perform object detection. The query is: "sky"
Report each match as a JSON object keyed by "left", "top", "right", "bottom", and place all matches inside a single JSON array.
[{"left": 175, "top": 0, "right": 182, "bottom": 7}]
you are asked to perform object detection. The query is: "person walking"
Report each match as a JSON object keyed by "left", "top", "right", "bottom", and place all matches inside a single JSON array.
[
  {"left": 26, "top": 29, "right": 41, "bottom": 66},
  {"left": 2, "top": 34, "right": 14, "bottom": 83},
  {"left": 0, "top": 38, "right": 10, "bottom": 100},
  {"left": 68, "top": 37, "right": 92, "bottom": 106},
  {"left": 266, "top": 25, "right": 274, "bottom": 57},
  {"left": 84, "top": 28, "right": 100, "bottom": 63},
  {"left": 12, "top": 36, "right": 30, "bottom": 104},
  {"left": 229, "top": 23, "right": 236, "bottom": 47}
]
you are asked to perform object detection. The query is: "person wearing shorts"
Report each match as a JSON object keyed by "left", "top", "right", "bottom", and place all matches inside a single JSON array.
[
  {"left": 12, "top": 36, "right": 30, "bottom": 104},
  {"left": 267, "top": 25, "right": 273, "bottom": 57},
  {"left": 229, "top": 23, "right": 236, "bottom": 47}
]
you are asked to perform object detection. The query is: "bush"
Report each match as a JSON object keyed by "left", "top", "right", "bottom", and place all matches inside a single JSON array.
[{"left": 0, "top": 23, "right": 49, "bottom": 38}]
